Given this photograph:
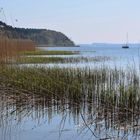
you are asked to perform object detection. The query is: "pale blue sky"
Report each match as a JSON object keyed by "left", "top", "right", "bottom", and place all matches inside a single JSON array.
[{"left": 0, "top": 0, "right": 140, "bottom": 44}]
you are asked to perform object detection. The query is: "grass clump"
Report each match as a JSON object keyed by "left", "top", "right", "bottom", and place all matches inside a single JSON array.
[
  {"left": 18, "top": 57, "right": 65, "bottom": 64},
  {"left": 0, "top": 66, "right": 139, "bottom": 112},
  {"left": 17, "top": 56, "right": 111, "bottom": 64},
  {"left": 22, "top": 50, "right": 79, "bottom": 55}
]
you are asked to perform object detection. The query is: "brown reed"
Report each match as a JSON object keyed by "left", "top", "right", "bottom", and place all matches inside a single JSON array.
[{"left": 0, "top": 37, "right": 36, "bottom": 64}]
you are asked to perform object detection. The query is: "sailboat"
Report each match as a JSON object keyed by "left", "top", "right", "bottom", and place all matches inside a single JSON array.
[{"left": 122, "top": 33, "right": 129, "bottom": 49}]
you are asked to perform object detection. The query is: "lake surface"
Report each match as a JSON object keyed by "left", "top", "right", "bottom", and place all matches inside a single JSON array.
[
  {"left": 1, "top": 44, "right": 140, "bottom": 140},
  {"left": 0, "top": 87, "right": 139, "bottom": 140},
  {"left": 36, "top": 44, "right": 140, "bottom": 70}
]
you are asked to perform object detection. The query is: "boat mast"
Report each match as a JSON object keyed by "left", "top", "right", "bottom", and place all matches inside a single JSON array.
[{"left": 126, "top": 33, "right": 128, "bottom": 46}]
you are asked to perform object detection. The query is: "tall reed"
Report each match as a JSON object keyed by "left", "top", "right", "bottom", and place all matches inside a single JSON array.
[
  {"left": 0, "top": 37, "right": 36, "bottom": 64},
  {"left": 0, "top": 66, "right": 139, "bottom": 139}
]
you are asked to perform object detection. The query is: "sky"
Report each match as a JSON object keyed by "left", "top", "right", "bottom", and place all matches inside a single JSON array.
[{"left": 0, "top": 0, "right": 140, "bottom": 44}]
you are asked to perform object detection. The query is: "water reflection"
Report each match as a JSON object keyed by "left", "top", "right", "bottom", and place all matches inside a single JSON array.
[{"left": 0, "top": 84, "right": 139, "bottom": 140}]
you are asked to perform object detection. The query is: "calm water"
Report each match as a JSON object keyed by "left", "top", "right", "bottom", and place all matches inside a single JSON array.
[
  {"left": 36, "top": 44, "right": 140, "bottom": 70},
  {"left": 0, "top": 89, "right": 139, "bottom": 140},
  {"left": 1, "top": 44, "right": 140, "bottom": 140}
]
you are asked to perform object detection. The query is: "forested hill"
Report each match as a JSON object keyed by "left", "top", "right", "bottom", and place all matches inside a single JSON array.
[{"left": 0, "top": 21, "right": 75, "bottom": 46}]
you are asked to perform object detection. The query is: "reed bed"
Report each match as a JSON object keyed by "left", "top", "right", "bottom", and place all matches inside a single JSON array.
[
  {"left": 22, "top": 50, "right": 79, "bottom": 55},
  {"left": 0, "top": 66, "right": 140, "bottom": 139},
  {"left": 0, "top": 66, "right": 139, "bottom": 111},
  {"left": 0, "top": 37, "right": 35, "bottom": 64},
  {"left": 0, "top": 35, "right": 139, "bottom": 139},
  {"left": 17, "top": 56, "right": 111, "bottom": 64}
]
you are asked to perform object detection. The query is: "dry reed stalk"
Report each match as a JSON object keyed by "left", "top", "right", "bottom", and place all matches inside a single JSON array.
[{"left": 0, "top": 37, "right": 36, "bottom": 64}]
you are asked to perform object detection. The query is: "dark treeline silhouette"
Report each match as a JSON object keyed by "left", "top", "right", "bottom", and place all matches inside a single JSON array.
[{"left": 0, "top": 21, "right": 75, "bottom": 46}]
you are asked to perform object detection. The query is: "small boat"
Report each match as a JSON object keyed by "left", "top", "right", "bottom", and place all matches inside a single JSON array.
[
  {"left": 122, "top": 45, "right": 129, "bottom": 49},
  {"left": 122, "top": 33, "right": 129, "bottom": 49}
]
